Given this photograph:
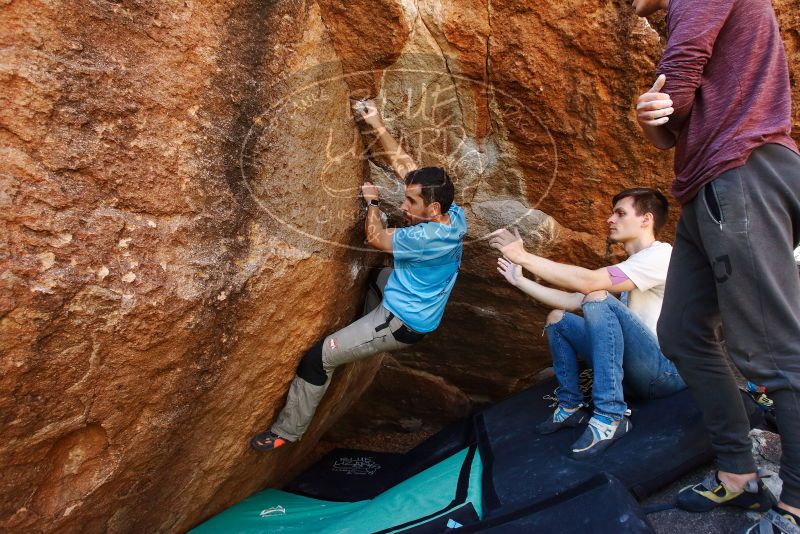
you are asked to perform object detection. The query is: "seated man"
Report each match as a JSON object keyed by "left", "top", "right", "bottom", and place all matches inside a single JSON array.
[
  {"left": 490, "top": 188, "right": 685, "bottom": 459},
  {"left": 251, "top": 102, "right": 467, "bottom": 451}
]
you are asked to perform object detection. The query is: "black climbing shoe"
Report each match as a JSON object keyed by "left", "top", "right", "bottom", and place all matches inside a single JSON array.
[
  {"left": 570, "top": 414, "right": 631, "bottom": 459},
  {"left": 677, "top": 471, "right": 777, "bottom": 512},
  {"left": 740, "top": 508, "right": 800, "bottom": 534},
  {"left": 250, "top": 430, "right": 289, "bottom": 451},
  {"left": 537, "top": 405, "right": 589, "bottom": 435}
]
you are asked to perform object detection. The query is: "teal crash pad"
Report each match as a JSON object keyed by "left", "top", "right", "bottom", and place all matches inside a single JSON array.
[{"left": 192, "top": 446, "right": 483, "bottom": 533}]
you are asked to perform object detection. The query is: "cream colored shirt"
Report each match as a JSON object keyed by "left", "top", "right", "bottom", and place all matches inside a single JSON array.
[{"left": 616, "top": 241, "right": 673, "bottom": 337}]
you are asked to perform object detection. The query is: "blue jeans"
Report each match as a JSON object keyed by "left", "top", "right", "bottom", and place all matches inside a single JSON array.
[{"left": 545, "top": 293, "right": 686, "bottom": 420}]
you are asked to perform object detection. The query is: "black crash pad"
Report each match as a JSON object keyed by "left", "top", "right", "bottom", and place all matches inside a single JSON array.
[
  {"left": 469, "top": 473, "right": 654, "bottom": 533},
  {"left": 477, "top": 379, "right": 714, "bottom": 517}
]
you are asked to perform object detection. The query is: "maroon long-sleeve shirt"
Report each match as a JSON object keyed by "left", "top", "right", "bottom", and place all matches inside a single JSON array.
[{"left": 657, "top": 0, "right": 797, "bottom": 205}]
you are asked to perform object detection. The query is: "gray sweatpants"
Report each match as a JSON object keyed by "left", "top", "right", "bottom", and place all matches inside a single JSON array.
[
  {"left": 657, "top": 143, "right": 800, "bottom": 507},
  {"left": 271, "top": 268, "right": 424, "bottom": 441}
]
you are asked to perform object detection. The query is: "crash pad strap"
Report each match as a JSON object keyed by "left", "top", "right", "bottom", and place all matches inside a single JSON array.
[{"left": 475, "top": 412, "right": 501, "bottom": 512}]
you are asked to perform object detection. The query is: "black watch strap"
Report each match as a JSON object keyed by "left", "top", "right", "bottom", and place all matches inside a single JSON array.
[{"left": 367, "top": 199, "right": 380, "bottom": 208}]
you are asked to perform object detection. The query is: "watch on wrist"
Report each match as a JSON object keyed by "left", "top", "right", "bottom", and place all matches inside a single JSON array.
[{"left": 366, "top": 198, "right": 380, "bottom": 210}]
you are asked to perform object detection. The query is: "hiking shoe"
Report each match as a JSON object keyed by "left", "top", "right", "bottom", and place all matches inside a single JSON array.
[
  {"left": 570, "top": 414, "right": 631, "bottom": 459},
  {"left": 250, "top": 430, "right": 289, "bottom": 451},
  {"left": 537, "top": 405, "right": 589, "bottom": 435},
  {"left": 677, "top": 471, "right": 777, "bottom": 512},
  {"left": 741, "top": 508, "right": 800, "bottom": 534}
]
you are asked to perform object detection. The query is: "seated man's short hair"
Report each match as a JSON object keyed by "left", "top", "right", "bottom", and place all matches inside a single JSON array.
[{"left": 612, "top": 187, "right": 669, "bottom": 236}]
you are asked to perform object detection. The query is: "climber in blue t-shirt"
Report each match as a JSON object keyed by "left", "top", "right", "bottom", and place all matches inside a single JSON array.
[
  {"left": 383, "top": 200, "right": 466, "bottom": 334},
  {"left": 251, "top": 100, "right": 467, "bottom": 451}
]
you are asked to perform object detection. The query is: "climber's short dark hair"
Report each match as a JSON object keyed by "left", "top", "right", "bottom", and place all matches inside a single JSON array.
[{"left": 405, "top": 167, "right": 455, "bottom": 214}]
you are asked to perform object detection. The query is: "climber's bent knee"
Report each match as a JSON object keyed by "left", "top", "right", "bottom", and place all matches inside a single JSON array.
[{"left": 296, "top": 338, "right": 327, "bottom": 386}]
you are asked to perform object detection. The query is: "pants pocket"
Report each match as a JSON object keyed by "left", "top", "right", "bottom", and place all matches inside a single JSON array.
[
  {"left": 700, "top": 170, "right": 749, "bottom": 234},
  {"left": 703, "top": 182, "right": 723, "bottom": 225},
  {"left": 373, "top": 308, "right": 395, "bottom": 336}
]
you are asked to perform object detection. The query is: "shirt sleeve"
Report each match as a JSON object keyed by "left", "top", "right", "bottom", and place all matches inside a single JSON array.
[
  {"left": 606, "top": 265, "right": 631, "bottom": 286},
  {"left": 392, "top": 225, "right": 428, "bottom": 262},
  {"left": 615, "top": 245, "right": 671, "bottom": 292},
  {"left": 656, "top": 0, "right": 736, "bottom": 128}
]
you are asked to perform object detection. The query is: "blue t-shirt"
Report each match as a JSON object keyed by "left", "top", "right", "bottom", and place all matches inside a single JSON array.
[{"left": 383, "top": 203, "right": 467, "bottom": 333}]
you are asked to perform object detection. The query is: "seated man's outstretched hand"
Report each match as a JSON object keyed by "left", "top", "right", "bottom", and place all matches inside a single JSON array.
[
  {"left": 497, "top": 257, "right": 524, "bottom": 287},
  {"left": 489, "top": 228, "right": 527, "bottom": 264}
]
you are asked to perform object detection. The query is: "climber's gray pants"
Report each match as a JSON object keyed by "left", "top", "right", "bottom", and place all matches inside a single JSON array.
[{"left": 271, "top": 268, "right": 425, "bottom": 441}]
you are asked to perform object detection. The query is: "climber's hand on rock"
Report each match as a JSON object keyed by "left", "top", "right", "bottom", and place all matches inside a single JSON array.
[
  {"left": 497, "top": 257, "right": 524, "bottom": 287},
  {"left": 353, "top": 100, "right": 384, "bottom": 129},
  {"left": 636, "top": 74, "right": 673, "bottom": 127},
  {"left": 362, "top": 181, "right": 380, "bottom": 202},
  {"left": 489, "top": 228, "right": 526, "bottom": 264}
]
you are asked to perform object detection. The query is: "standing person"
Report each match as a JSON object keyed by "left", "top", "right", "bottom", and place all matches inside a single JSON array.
[
  {"left": 251, "top": 102, "right": 467, "bottom": 451},
  {"left": 490, "top": 188, "right": 685, "bottom": 459},
  {"left": 632, "top": 0, "right": 800, "bottom": 530}
]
